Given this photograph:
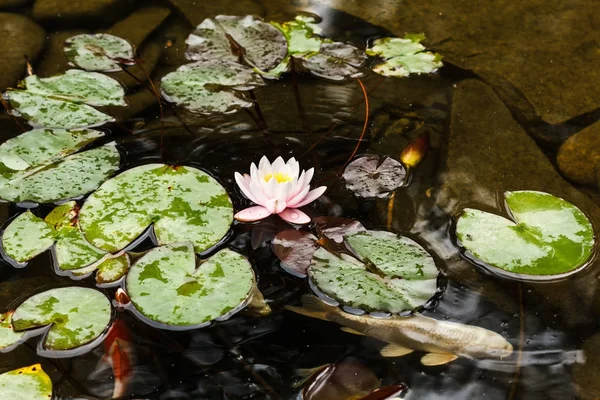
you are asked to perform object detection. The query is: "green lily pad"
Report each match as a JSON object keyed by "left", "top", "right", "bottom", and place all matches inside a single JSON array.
[
  {"left": 0, "top": 141, "right": 120, "bottom": 203},
  {"left": 300, "top": 42, "right": 366, "bottom": 81},
  {"left": 161, "top": 60, "right": 264, "bottom": 114},
  {"left": 0, "top": 364, "right": 52, "bottom": 400},
  {"left": 64, "top": 33, "right": 135, "bottom": 72},
  {"left": 125, "top": 242, "right": 255, "bottom": 329},
  {"left": 1, "top": 211, "right": 54, "bottom": 264},
  {"left": 79, "top": 164, "right": 234, "bottom": 253},
  {"left": 0, "top": 312, "right": 25, "bottom": 351},
  {"left": 4, "top": 70, "right": 126, "bottom": 129},
  {"left": 271, "top": 15, "right": 322, "bottom": 57},
  {"left": 455, "top": 190, "right": 595, "bottom": 278},
  {"left": 12, "top": 286, "right": 112, "bottom": 352},
  {"left": 309, "top": 230, "right": 438, "bottom": 313},
  {"left": 186, "top": 15, "right": 287, "bottom": 72},
  {"left": 366, "top": 35, "right": 442, "bottom": 77}
]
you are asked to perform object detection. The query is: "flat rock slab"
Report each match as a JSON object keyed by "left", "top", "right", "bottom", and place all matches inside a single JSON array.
[
  {"left": 557, "top": 120, "right": 600, "bottom": 186},
  {"left": 105, "top": 5, "right": 171, "bottom": 47},
  {"left": 167, "top": 0, "right": 262, "bottom": 26},
  {"left": 33, "top": 0, "right": 135, "bottom": 24},
  {"left": 0, "top": 13, "right": 45, "bottom": 90},
  {"left": 36, "top": 30, "right": 88, "bottom": 77},
  {"left": 304, "top": 0, "right": 600, "bottom": 125}
]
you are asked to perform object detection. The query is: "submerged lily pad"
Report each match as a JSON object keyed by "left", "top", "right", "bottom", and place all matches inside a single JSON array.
[
  {"left": 301, "top": 42, "right": 366, "bottom": 81},
  {"left": 64, "top": 33, "right": 135, "bottom": 72},
  {"left": 125, "top": 243, "right": 255, "bottom": 329},
  {"left": 366, "top": 35, "right": 442, "bottom": 77},
  {"left": 309, "top": 230, "right": 438, "bottom": 313},
  {"left": 4, "top": 70, "right": 126, "bottom": 128},
  {"left": 161, "top": 60, "right": 264, "bottom": 114},
  {"left": 0, "top": 364, "right": 52, "bottom": 400},
  {"left": 12, "top": 287, "right": 111, "bottom": 352},
  {"left": 455, "top": 191, "right": 595, "bottom": 277},
  {"left": 79, "top": 164, "right": 233, "bottom": 253},
  {"left": 342, "top": 156, "right": 407, "bottom": 198}
]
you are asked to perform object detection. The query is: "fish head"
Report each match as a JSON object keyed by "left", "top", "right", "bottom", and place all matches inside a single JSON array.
[{"left": 462, "top": 331, "right": 514, "bottom": 359}]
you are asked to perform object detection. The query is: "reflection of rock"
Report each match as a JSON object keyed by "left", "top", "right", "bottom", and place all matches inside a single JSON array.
[
  {"left": 0, "top": 13, "right": 45, "bottom": 90},
  {"left": 37, "top": 30, "right": 87, "bottom": 77},
  {"left": 32, "top": 0, "right": 134, "bottom": 24},
  {"left": 574, "top": 333, "right": 600, "bottom": 399},
  {"left": 303, "top": 0, "right": 600, "bottom": 125},
  {"left": 557, "top": 121, "right": 600, "bottom": 185}
]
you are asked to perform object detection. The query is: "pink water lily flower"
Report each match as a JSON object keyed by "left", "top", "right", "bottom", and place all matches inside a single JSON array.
[{"left": 234, "top": 156, "right": 326, "bottom": 224}]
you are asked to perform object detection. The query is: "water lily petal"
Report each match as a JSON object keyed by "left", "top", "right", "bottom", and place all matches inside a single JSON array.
[
  {"left": 249, "top": 180, "right": 269, "bottom": 205},
  {"left": 266, "top": 198, "right": 287, "bottom": 214},
  {"left": 235, "top": 172, "right": 259, "bottom": 203},
  {"left": 250, "top": 162, "right": 259, "bottom": 180},
  {"left": 279, "top": 208, "right": 311, "bottom": 225},
  {"left": 287, "top": 184, "right": 311, "bottom": 207},
  {"left": 258, "top": 156, "right": 270, "bottom": 172},
  {"left": 288, "top": 157, "right": 300, "bottom": 178},
  {"left": 289, "top": 170, "right": 307, "bottom": 198},
  {"left": 294, "top": 186, "right": 327, "bottom": 207},
  {"left": 272, "top": 156, "right": 286, "bottom": 172},
  {"left": 235, "top": 206, "right": 271, "bottom": 222}
]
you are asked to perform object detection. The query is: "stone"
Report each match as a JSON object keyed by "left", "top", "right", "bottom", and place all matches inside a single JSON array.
[
  {"left": 108, "top": 41, "right": 162, "bottom": 89},
  {"left": 167, "top": 0, "right": 262, "bottom": 26},
  {"left": 557, "top": 121, "right": 600, "bottom": 185},
  {"left": 105, "top": 85, "right": 158, "bottom": 121},
  {"left": 32, "top": 0, "right": 136, "bottom": 24},
  {"left": 105, "top": 5, "right": 171, "bottom": 47},
  {"left": 155, "top": 14, "right": 192, "bottom": 66},
  {"left": 0, "top": 13, "right": 45, "bottom": 90},
  {"left": 36, "top": 30, "right": 87, "bottom": 77},
  {"left": 0, "top": 0, "right": 30, "bottom": 8}
]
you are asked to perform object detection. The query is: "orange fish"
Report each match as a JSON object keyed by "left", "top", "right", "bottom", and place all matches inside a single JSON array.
[{"left": 103, "top": 318, "right": 134, "bottom": 399}]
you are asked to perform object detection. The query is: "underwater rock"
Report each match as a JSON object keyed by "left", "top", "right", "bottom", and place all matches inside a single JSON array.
[
  {"left": 107, "top": 41, "right": 162, "bottom": 89},
  {"left": 105, "top": 5, "right": 171, "bottom": 47},
  {"left": 167, "top": 0, "right": 262, "bottom": 26},
  {"left": 36, "top": 30, "right": 87, "bottom": 77},
  {"left": 0, "top": 0, "right": 30, "bottom": 8},
  {"left": 557, "top": 121, "right": 600, "bottom": 185},
  {"left": 155, "top": 14, "right": 191, "bottom": 66},
  {"left": 0, "top": 13, "right": 45, "bottom": 90},
  {"left": 32, "top": 0, "right": 135, "bottom": 24}
]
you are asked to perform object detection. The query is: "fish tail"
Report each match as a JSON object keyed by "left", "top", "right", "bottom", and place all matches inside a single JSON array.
[{"left": 285, "top": 294, "right": 338, "bottom": 322}]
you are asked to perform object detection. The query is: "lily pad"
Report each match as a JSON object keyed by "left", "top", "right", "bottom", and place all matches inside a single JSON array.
[
  {"left": 4, "top": 70, "right": 126, "bottom": 128},
  {"left": 125, "top": 242, "right": 255, "bottom": 329},
  {"left": 0, "top": 312, "right": 25, "bottom": 351},
  {"left": 1, "top": 211, "right": 54, "bottom": 264},
  {"left": 186, "top": 15, "right": 287, "bottom": 72},
  {"left": 301, "top": 42, "right": 366, "bottom": 81},
  {"left": 11, "top": 287, "right": 112, "bottom": 352},
  {"left": 455, "top": 190, "right": 595, "bottom": 278},
  {"left": 273, "top": 229, "right": 318, "bottom": 277},
  {"left": 79, "top": 164, "right": 233, "bottom": 253},
  {"left": 64, "top": 33, "right": 135, "bottom": 72},
  {"left": 309, "top": 230, "right": 438, "bottom": 313},
  {"left": 0, "top": 364, "right": 52, "bottom": 400},
  {"left": 313, "top": 216, "right": 366, "bottom": 243},
  {"left": 366, "top": 35, "right": 442, "bottom": 77},
  {"left": 161, "top": 60, "right": 264, "bottom": 114},
  {"left": 342, "top": 156, "right": 407, "bottom": 198}
]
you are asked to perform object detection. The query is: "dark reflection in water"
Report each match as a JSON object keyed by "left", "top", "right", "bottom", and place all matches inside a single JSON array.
[{"left": 0, "top": 1, "right": 597, "bottom": 399}]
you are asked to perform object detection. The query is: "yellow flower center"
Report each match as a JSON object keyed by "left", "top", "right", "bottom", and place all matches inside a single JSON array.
[{"left": 264, "top": 172, "right": 292, "bottom": 183}]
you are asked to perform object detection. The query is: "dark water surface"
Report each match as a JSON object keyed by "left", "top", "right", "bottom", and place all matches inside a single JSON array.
[{"left": 0, "top": 0, "right": 599, "bottom": 399}]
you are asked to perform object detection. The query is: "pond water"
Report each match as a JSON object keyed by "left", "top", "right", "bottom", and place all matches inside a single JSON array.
[{"left": 0, "top": 0, "right": 599, "bottom": 399}]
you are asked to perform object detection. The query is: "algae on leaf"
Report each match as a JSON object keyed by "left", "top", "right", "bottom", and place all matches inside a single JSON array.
[
  {"left": 301, "top": 42, "right": 366, "bottom": 81},
  {"left": 0, "top": 312, "right": 26, "bottom": 351},
  {"left": 125, "top": 243, "right": 255, "bottom": 329},
  {"left": 64, "top": 33, "right": 135, "bottom": 72},
  {"left": 456, "top": 190, "right": 595, "bottom": 277},
  {"left": 0, "top": 364, "right": 52, "bottom": 400},
  {"left": 366, "top": 35, "right": 442, "bottom": 77},
  {"left": 1, "top": 211, "right": 54, "bottom": 264}
]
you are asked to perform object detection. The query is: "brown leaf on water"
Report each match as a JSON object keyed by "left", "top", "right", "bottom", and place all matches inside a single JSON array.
[
  {"left": 272, "top": 229, "right": 318, "bottom": 277},
  {"left": 342, "top": 155, "right": 407, "bottom": 198},
  {"left": 313, "top": 216, "right": 366, "bottom": 243}
]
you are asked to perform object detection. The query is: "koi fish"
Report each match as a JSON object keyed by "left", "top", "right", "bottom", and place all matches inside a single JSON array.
[
  {"left": 286, "top": 295, "right": 513, "bottom": 366},
  {"left": 103, "top": 318, "right": 134, "bottom": 399}
]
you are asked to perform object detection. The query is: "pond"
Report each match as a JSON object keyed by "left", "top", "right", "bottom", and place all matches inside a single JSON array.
[{"left": 0, "top": 0, "right": 599, "bottom": 399}]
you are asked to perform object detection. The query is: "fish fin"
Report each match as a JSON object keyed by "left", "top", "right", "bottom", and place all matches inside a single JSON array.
[
  {"left": 420, "top": 353, "right": 458, "bottom": 366},
  {"left": 340, "top": 327, "right": 365, "bottom": 335},
  {"left": 380, "top": 344, "right": 414, "bottom": 357},
  {"left": 285, "top": 295, "right": 336, "bottom": 322},
  {"left": 293, "top": 364, "right": 331, "bottom": 388}
]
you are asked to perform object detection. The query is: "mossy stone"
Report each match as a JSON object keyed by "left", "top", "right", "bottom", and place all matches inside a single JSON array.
[{"left": 557, "top": 121, "right": 600, "bottom": 186}]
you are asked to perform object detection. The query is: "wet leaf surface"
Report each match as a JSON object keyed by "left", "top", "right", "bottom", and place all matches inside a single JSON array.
[
  {"left": 1, "top": 211, "right": 54, "bottom": 263},
  {"left": 125, "top": 242, "right": 254, "bottom": 328},
  {"left": 342, "top": 156, "right": 407, "bottom": 198},
  {"left": 301, "top": 42, "right": 366, "bottom": 81},
  {"left": 366, "top": 35, "right": 442, "bottom": 77},
  {"left": 64, "top": 33, "right": 135, "bottom": 72},
  {"left": 0, "top": 312, "right": 25, "bottom": 351},
  {"left": 79, "top": 164, "right": 233, "bottom": 253},
  {"left": 456, "top": 190, "right": 595, "bottom": 277},
  {"left": 11, "top": 287, "right": 111, "bottom": 352},
  {"left": 309, "top": 230, "right": 438, "bottom": 313},
  {"left": 313, "top": 216, "right": 366, "bottom": 243},
  {"left": 272, "top": 229, "right": 318, "bottom": 277},
  {"left": 0, "top": 364, "right": 52, "bottom": 400}
]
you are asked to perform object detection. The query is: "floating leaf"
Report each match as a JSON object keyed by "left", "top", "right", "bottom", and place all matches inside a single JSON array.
[
  {"left": 366, "top": 35, "right": 442, "bottom": 77},
  {"left": 0, "top": 312, "right": 25, "bottom": 351},
  {"left": 0, "top": 364, "right": 52, "bottom": 400},
  {"left": 309, "top": 230, "right": 438, "bottom": 313},
  {"left": 186, "top": 15, "right": 287, "bottom": 72},
  {"left": 64, "top": 33, "right": 135, "bottom": 72},
  {"left": 455, "top": 191, "right": 595, "bottom": 277},
  {"left": 4, "top": 70, "right": 126, "bottom": 128},
  {"left": 271, "top": 15, "right": 322, "bottom": 57},
  {"left": 342, "top": 156, "right": 407, "bottom": 198},
  {"left": 12, "top": 287, "right": 111, "bottom": 352},
  {"left": 125, "top": 243, "right": 255, "bottom": 329},
  {"left": 161, "top": 60, "right": 264, "bottom": 114},
  {"left": 301, "top": 42, "right": 366, "bottom": 81},
  {"left": 79, "top": 164, "right": 233, "bottom": 253},
  {"left": 1, "top": 212, "right": 54, "bottom": 264},
  {"left": 313, "top": 216, "right": 366, "bottom": 243},
  {"left": 272, "top": 229, "right": 318, "bottom": 277}
]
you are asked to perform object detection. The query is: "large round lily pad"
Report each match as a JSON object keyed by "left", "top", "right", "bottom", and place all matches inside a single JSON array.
[
  {"left": 455, "top": 190, "right": 595, "bottom": 278},
  {"left": 125, "top": 242, "right": 255, "bottom": 329},
  {"left": 0, "top": 364, "right": 52, "bottom": 400},
  {"left": 309, "top": 230, "right": 438, "bottom": 313},
  {"left": 64, "top": 33, "right": 135, "bottom": 72},
  {"left": 79, "top": 164, "right": 233, "bottom": 253},
  {"left": 11, "top": 287, "right": 112, "bottom": 353}
]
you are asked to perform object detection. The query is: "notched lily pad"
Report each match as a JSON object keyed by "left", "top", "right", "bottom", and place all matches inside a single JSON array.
[
  {"left": 125, "top": 242, "right": 255, "bottom": 329},
  {"left": 301, "top": 42, "right": 366, "bottom": 81},
  {"left": 342, "top": 156, "right": 407, "bottom": 198},
  {"left": 0, "top": 364, "right": 52, "bottom": 400},
  {"left": 11, "top": 287, "right": 112, "bottom": 354},
  {"left": 455, "top": 190, "right": 595, "bottom": 278},
  {"left": 4, "top": 70, "right": 126, "bottom": 128},
  {"left": 161, "top": 60, "right": 264, "bottom": 114},
  {"left": 366, "top": 35, "right": 442, "bottom": 77},
  {"left": 309, "top": 230, "right": 438, "bottom": 313},
  {"left": 79, "top": 164, "right": 234, "bottom": 254},
  {"left": 1, "top": 211, "right": 54, "bottom": 264},
  {"left": 64, "top": 33, "right": 135, "bottom": 72}
]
